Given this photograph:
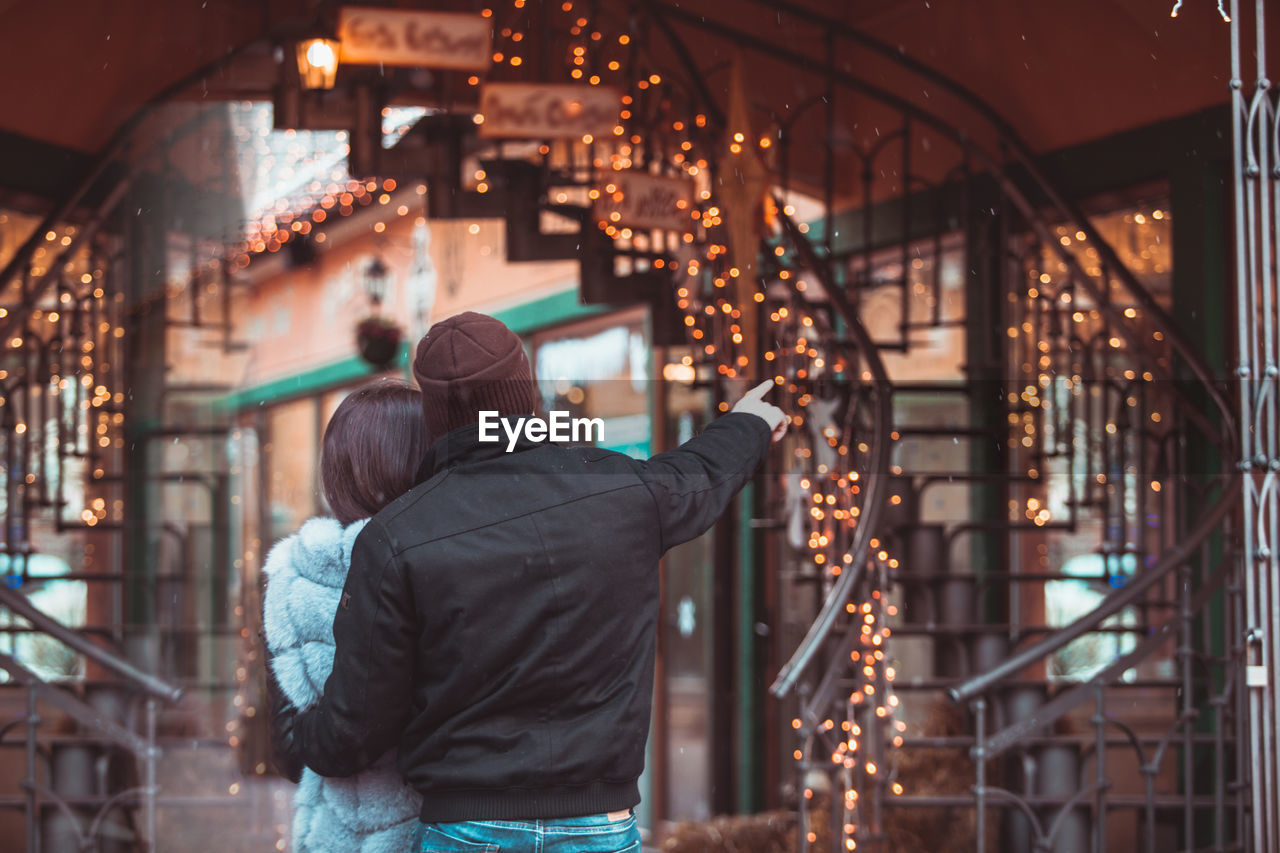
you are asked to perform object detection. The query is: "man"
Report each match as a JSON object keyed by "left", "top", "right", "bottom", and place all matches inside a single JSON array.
[{"left": 273, "top": 311, "right": 784, "bottom": 850}]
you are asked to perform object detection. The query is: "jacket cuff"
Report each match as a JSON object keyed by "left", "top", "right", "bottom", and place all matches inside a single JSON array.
[{"left": 720, "top": 410, "right": 773, "bottom": 454}]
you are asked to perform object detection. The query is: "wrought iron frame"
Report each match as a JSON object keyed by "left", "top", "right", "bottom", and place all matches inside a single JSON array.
[{"left": 1230, "top": 0, "right": 1280, "bottom": 849}]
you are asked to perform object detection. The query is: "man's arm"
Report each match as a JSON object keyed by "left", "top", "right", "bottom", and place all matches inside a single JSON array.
[
  {"left": 275, "top": 520, "right": 417, "bottom": 777},
  {"left": 638, "top": 381, "right": 784, "bottom": 549}
]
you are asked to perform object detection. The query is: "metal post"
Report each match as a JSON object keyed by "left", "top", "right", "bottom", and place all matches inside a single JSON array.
[
  {"left": 798, "top": 735, "right": 812, "bottom": 853},
  {"left": 1257, "top": 1, "right": 1280, "bottom": 843},
  {"left": 144, "top": 697, "right": 157, "bottom": 852},
  {"left": 973, "top": 697, "right": 986, "bottom": 852},
  {"left": 736, "top": 481, "right": 758, "bottom": 813},
  {"left": 1093, "top": 686, "right": 1106, "bottom": 853},
  {"left": 1180, "top": 560, "right": 1194, "bottom": 848},
  {"left": 25, "top": 686, "right": 39, "bottom": 853},
  {"left": 1212, "top": 682, "right": 1226, "bottom": 853},
  {"left": 1230, "top": 0, "right": 1276, "bottom": 849},
  {"left": 1144, "top": 764, "right": 1155, "bottom": 853}
]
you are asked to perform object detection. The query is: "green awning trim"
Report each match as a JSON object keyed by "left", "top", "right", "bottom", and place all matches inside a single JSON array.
[
  {"left": 488, "top": 287, "right": 607, "bottom": 335},
  {"left": 215, "top": 343, "right": 410, "bottom": 412}
]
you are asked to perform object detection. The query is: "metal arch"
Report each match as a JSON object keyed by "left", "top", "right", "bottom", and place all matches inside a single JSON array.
[
  {"left": 734, "top": 0, "right": 1037, "bottom": 151},
  {"left": 764, "top": 92, "right": 834, "bottom": 143},
  {"left": 1242, "top": 75, "right": 1273, "bottom": 179},
  {"left": 763, "top": 91, "right": 842, "bottom": 203},
  {"left": 84, "top": 785, "right": 150, "bottom": 851},
  {"left": 0, "top": 713, "right": 37, "bottom": 743},
  {"left": 637, "top": 1, "right": 727, "bottom": 129},
  {"left": 1091, "top": 714, "right": 1152, "bottom": 770},
  {"left": 976, "top": 784, "right": 1053, "bottom": 847},
  {"left": 27, "top": 780, "right": 94, "bottom": 852},
  {"left": 1038, "top": 782, "right": 1108, "bottom": 853},
  {"left": 1073, "top": 708, "right": 1168, "bottom": 852}
]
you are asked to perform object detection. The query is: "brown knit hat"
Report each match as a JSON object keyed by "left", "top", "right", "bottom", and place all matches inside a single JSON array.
[{"left": 412, "top": 311, "right": 537, "bottom": 438}]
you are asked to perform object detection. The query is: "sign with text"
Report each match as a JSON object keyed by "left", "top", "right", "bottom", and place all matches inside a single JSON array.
[
  {"left": 337, "top": 7, "right": 491, "bottom": 70},
  {"left": 478, "top": 83, "right": 621, "bottom": 139},
  {"left": 595, "top": 172, "right": 696, "bottom": 232}
]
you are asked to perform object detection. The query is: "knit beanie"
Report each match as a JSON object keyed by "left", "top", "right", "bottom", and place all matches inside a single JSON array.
[{"left": 412, "top": 311, "right": 537, "bottom": 438}]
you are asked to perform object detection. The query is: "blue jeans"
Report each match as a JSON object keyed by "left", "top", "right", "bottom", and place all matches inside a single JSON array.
[{"left": 416, "top": 812, "right": 641, "bottom": 853}]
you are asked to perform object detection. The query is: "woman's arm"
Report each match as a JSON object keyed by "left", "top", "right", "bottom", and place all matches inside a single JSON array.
[{"left": 274, "top": 519, "right": 416, "bottom": 778}]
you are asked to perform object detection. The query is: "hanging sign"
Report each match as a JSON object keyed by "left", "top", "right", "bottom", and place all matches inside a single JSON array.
[
  {"left": 595, "top": 171, "right": 696, "bottom": 232},
  {"left": 478, "top": 83, "right": 621, "bottom": 139},
  {"left": 337, "top": 7, "right": 492, "bottom": 70}
]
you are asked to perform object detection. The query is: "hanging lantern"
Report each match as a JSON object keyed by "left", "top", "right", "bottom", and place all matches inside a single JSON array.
[
  {"left": 295, "top": 37, "right": 340, "bottom": 90},
  {"left": 355, "top": 258, "right": 400, "bottom": 369},
  {"left": 362, "top": 256, "right": 391, "bottom": 306},
  {"left": 354, "top": 315, "right": 404, "bottom": 370}
]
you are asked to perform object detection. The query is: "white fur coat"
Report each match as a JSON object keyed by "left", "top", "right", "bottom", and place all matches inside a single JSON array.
[{"left": 263, "top": 517, "right": 422, "bottom": 853}]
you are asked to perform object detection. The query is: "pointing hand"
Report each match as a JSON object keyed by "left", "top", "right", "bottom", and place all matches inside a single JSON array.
[{"left": 731, "top": 380, "right": 788, "bottom": 443}]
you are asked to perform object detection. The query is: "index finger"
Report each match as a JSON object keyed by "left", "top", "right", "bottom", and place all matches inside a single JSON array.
[{"left": 743, "top": 379, "right": 774, "bottom": 401}]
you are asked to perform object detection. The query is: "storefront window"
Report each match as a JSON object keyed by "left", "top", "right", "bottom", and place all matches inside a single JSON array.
[
  {"left": 1033, "top": 193, "right": 1173, "bottom": 681},
  {"left": 265, "top": 398, "right": 321, "bottom": 544},
  {"left": 0, "top": 553, "right": 86, "bottom": 681},
  {"left": 661, "top": 403, "right": 715, "bottom": 823},
  {"left": 529, "top": 308, "right": 649, "bottom": 456}
]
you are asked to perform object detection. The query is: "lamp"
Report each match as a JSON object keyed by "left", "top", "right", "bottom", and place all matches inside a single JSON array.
[
  {"left": 296, "top": 36, "right": 340, "bottom": 90},
  {"left": 363, "top": 256, "right": 391, "bottom": 306}
]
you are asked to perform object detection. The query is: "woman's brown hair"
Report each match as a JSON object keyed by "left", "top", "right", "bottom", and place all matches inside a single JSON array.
[{"left": 320, "top": 379, "right": 428, "bottom": 524}]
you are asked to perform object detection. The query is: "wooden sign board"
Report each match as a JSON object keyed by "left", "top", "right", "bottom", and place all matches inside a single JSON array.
[
  {"left": 478, "top": 83, "right": 621, "bottom": 139},
  {"left": 337, "top": 7, "right": 492, "bottom": 70},
  {"left": 595, "top": 172, "right": 696, "bottom": 232}
]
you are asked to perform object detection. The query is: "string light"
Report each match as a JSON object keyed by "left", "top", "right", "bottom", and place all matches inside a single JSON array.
[{"left": 662, "top": 143, "right": 909, "bottom": 850}]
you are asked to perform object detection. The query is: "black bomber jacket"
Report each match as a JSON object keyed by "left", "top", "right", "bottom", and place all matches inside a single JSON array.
[{"left": 284, "top": 411, "right": 771, "bottom": 821}]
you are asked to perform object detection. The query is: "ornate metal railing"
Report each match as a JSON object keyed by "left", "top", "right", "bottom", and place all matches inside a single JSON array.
[
  {"left": 0, "top": 586, "right": 181, "bottom": 852},
  {"left": 1229, "top": 1, "right": 1280, "bottom": 849},
  {"left": 762, "top": 208, "right": 899, "bottom": 850},
  {"left": 947, "top": 488, "right": 1241, "bottom": 851}
]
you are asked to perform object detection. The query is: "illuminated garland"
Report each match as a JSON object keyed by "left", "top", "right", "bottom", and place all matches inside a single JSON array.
[
  {"left": 0, "top": 225, "right": 124, "bottom": 535},
  {"left": 1009, "top": 212, "right": 1173, "bottom": 534}
]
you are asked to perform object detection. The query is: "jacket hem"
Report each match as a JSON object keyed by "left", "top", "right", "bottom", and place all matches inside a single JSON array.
[{"left": 417, "top": 780, "right": 640, "bottom": 821}]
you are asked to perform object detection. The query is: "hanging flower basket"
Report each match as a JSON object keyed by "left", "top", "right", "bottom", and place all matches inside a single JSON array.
[{"left": 355, "top": 315, "right": 404, "bottom": 370}]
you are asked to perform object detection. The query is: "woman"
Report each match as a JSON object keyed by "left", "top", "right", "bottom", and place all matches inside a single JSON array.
[{"left": 263, "top": 379, "right": 427, "bottom": 853}]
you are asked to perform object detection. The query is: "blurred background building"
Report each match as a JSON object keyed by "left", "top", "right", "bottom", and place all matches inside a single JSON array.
[{"left": 0, "top": 1, "right": 1273, "bottom": 851}]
